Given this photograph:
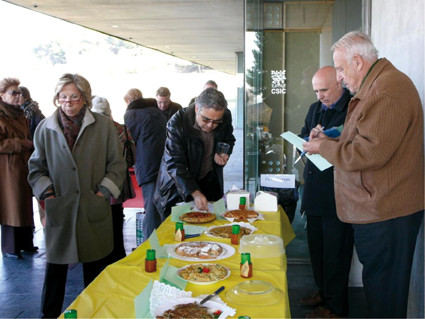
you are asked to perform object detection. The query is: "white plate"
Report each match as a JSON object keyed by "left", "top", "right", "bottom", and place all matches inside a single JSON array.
[
  {"left": 177, "top": 263, "right": 231, "bottom": 285},
  {"left": 153, "top": 297, "right": 235, "bottom": 319},
  {"left": 166, "top": 241, "right": 235, "bottom": 262},
  {"left": 205, "top": 222, "right": 257, "bottom": 239}
]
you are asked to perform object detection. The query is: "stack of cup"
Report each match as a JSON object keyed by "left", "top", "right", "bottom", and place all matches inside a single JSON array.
[{"left": 136, "top": 211, "right": 145, "bottom": 246}]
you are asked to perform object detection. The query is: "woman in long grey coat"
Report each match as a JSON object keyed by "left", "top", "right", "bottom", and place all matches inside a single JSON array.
[{"left": 28, "top": 73, "right": 126, "bottom": 318}]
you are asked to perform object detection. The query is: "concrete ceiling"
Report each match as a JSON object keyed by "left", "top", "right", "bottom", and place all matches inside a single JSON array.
[{"left": 5, "top": 0, "right": 244, "bottom": 75}]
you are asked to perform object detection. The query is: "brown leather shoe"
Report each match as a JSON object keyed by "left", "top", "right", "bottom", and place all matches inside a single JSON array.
[
  {"left": 300, "top": 291, "right": 324, "bottom": 307},
  {"left": 306, "top": 306, "right": 340, "bottom": 318}
]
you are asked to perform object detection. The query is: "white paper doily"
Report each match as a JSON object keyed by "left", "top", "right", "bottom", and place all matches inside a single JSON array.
[{"left": 149, "top": 281, "right": 192, "bottom": 316}]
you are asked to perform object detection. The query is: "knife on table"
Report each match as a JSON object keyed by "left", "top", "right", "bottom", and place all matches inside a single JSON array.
[{"left": 200, "top": 286, "right": 225, "bottom": 305}]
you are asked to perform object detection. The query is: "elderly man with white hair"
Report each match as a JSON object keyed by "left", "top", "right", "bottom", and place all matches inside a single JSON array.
[{"left": 303, "top": 31, "right": 424, "bottom": 318}]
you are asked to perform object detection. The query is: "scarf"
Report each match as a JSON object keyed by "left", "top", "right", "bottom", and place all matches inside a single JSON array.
[
  {"left": 58, "top": 107, "right": 86, "bottom": 150},
  {"left": 0, "top": 100, "right": 24, "bottom": 120}
]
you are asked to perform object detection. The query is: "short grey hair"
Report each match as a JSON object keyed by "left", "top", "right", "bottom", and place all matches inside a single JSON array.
[
  {"left": 332, "top": 31, "right": 378, "bottom": 63},
  {"left": 92, "top": 96, "right": 111, "bottom": 117},
  {"left": 53, "top": 73, "right": 92, "bottom": 108},
  {"left": 195, "top": 88, "right": 227, "bottom": 111},
  {"left": 156, "top": 87, "right": 171, "bottom": 97}
]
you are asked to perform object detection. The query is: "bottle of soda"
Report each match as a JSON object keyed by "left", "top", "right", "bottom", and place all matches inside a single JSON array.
[{"left": 64, "top": 309, "right": 77, "bottom": 318}]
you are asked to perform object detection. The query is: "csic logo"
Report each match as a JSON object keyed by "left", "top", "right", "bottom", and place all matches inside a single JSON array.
[{"left": 271, "top": 70, "right": 286, "bottom": 94}]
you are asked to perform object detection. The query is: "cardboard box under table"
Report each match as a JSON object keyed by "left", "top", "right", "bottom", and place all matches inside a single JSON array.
[{"left": 62, "top": 206, "right": 295, "bottom": 318}]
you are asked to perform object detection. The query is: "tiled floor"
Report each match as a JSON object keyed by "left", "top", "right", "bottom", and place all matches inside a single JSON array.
[{"left": 0, "top": 128, "right": 367, "bottom": 318}]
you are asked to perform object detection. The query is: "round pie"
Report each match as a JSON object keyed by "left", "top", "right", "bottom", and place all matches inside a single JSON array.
[
  {"left": 177, "top": 263, "right": 230, "bottom": 283},
  {"left": 157, "top": 302, "right": 215, "bottom": 319},
  {"left": 179, "top": 211, "right": 216, "bottom": 224},
  {"left": 224, "top": 209, "right": 259, "bottom": 221},
  {"left": 175, "top": 241, "right": 223, "bottom": 259},
  {"left": 208, "top": 225, "right": 253, "bottom": 238}
]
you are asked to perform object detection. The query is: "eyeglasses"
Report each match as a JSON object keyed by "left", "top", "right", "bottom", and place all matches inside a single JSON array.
[
  {"left": 58, "top": 95, "right": 82, "bottom": 104},
  {"left": 8, "top": 90, "right": 22, "bottom": 96},
  {"left": 198, "top": 112, "right": 223, "bottom": 125}
]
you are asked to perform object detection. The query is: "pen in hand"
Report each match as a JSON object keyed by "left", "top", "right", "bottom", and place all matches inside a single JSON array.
[
  {"left": 295, "top": 127, "right": 325, "bottom": 164},
  {"left": 311, "top": 126, "right": 325, "bottom": 138}
]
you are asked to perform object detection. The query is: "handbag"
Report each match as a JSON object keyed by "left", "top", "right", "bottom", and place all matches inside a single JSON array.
[
  {"left": 121, "top": 168, "right": 136, "bottom": 201},
  {"left": 121, "top": 126, "right": 136, "bottom": 201},
  {"left": 123, "top": 125, "right": 136, "bottom": 168}
]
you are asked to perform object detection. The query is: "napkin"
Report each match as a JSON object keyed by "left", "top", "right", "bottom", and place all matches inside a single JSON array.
[
  {"left": 213, "top": 198, "right": 226, "bottom": 215},
  {"left": 184, "top": 224, "right": 208, "bottom": 235},
  {"left": 160, "top": 259, "right": 187, "bottom": 290},
  {"left": 148, "top": 229, "right": 168, "bottom": 258},
  {"left": 134, "top": 280, "right": 154, "bottom": 319}
]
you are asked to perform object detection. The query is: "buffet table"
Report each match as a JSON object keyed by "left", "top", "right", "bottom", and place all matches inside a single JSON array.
[{"left": 62, "top": 206, "right": 295, "bottom": 318}]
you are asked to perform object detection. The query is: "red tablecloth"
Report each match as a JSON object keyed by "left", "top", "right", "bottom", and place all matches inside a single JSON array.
[{"left": 123, "top": 167, "right": 144, "bottom": 208}]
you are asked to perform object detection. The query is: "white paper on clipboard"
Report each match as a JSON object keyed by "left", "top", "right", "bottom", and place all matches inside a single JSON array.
[{"left": 280, "top": 131, "right": 333, "bottom": 171}]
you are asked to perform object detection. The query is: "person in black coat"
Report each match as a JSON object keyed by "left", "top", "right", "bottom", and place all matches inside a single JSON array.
[
  {"left": 153, "top": 88, "right": 235, "bottom": 226},
  {"left": 299, "top": 66, "right": 354, "bottom": 318},
  {"left": 124, "top": 95, "right": 167, "bottom": 240},
  {"left": 155, "top": 86, "right": 182, "bottom": 122}
]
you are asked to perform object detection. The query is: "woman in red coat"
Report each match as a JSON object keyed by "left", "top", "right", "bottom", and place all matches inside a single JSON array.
[{"left": 0, "top": 77, "right": 37, "bottom": 259}]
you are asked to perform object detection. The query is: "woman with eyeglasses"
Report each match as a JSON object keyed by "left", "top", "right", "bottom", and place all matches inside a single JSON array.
[
  {"left": 28, "top": 73, "right": 127, "bottom": 318},
  {"left": 0, "top": 77, "right": 37, "bottom": 259}
]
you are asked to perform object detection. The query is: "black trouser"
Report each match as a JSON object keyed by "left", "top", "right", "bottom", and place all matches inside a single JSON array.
[
  {"left": 1, "top": 224, "right": 35, "bottom": 254},
  {"left": 142, "top": 181, "right": 163, "bottom": 241},
  {"left": 198, "top": 170, "right": 223, "bottom": 201},
  {"left": 307, "top": 214, "right": 354, "bottom": 316},
  {"left": 41, "top": 256, "right": 110, "bottom": 318},
  {"left": 352, "top": 210, "right": 423, "bottom": 318},
  {"left": 104, "top": 203, "right": 127, "bottom": 264}
]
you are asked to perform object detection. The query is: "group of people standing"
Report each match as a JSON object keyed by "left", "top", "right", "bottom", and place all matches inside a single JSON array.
[
  {"left": 1, "top": 29, "right": 423, "bottom": 319},
  {"left": 0, "top": 73, "right": 234, "bottom": 317}
]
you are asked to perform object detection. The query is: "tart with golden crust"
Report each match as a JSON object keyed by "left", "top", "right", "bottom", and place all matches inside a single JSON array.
[
  {"left": 223, "top": 209, "right": 259, "bottom": 222},
  {"left": 157, "top": 302, "right": 215, "bottom": 319},
  {"left": 208, "top": 225, "right": 252, "bottom": 238},
  {"left": 174, "top": 241, "right": 223, "bottom": 259},
  {"left": 180, "top": 212, "right": 216, "bottom": 224}
]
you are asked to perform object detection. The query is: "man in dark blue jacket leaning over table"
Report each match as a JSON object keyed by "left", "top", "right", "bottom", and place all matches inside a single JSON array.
[
  {"left": 124, "top": 93, "right": 167, "bottom": 240},
  {"left": 299, "top": 66, "right": 354, "bottom": 318},
  {"left": 153, "top": 88, "right": 235, "bottom": 227}
]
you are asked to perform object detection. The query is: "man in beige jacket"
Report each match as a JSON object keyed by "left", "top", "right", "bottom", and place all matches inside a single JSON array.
[{"left": 303, "top": 31, "right": 424, "bottom": 318}]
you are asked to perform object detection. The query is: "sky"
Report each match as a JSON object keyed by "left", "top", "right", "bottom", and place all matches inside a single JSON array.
[{"left": 0, "top": 1, "right": 237, "bottom": 123}]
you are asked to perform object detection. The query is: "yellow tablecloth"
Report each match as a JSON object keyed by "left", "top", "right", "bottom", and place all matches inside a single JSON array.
[{"left": 64, "top": 206, "right": 295, "bottom": 318}]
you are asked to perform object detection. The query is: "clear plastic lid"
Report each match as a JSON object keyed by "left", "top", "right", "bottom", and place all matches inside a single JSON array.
[
  {"left": 225, "top": 280, "right": 284, "bottom": 306},
  {"left": 239, "top": 234, "right": 285, "bottom": 258}
]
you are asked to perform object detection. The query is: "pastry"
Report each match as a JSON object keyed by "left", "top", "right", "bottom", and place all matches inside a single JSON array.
[
  {"left": 208, "top": 225, "right": 252, "bottom": 238},
  {"left": 157, "top": 302, "right": 215, "bottom": 319},
  {"left": 224, "top": 209, "right": 259, "bottom": 221},
  {"left": 178, "top": 263, "right": 229, "bottom": 282},
  {"left": 175, "top": 241, "right": 223, "bottom": 259},
  {"left": 180, "top": 212, "right": 216, "bottom": 224}
]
